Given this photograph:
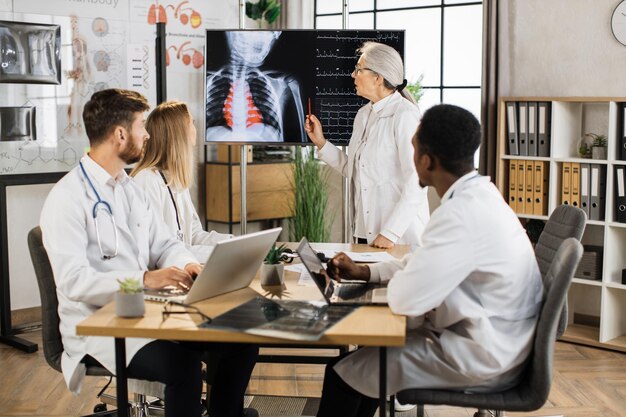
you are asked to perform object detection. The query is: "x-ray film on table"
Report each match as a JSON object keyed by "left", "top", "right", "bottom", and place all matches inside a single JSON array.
[{"left": 201, "top": 296, "right": 356, "bottom": 341}]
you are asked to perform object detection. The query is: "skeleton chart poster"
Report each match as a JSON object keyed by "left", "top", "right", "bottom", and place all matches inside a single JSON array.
[{"left": 204, "top": 30, "right": 404, "bottom": 145}]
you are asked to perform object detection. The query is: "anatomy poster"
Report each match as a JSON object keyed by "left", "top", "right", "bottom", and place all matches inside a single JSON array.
[{"left": 130, "top": 0, "right": 237, "bottom": 73}]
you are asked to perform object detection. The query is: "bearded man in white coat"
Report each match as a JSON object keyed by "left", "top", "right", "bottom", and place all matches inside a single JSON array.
[
  {"left": 315, "top": 104, "right": 544, "bottom": 417},
  {"left": 40, "top": 89, "right": 259, "bottom": 417}
]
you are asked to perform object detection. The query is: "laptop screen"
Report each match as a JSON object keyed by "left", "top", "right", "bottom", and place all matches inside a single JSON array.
[{"left": 297, "top": 238, "right": 335, "bottom": 302}]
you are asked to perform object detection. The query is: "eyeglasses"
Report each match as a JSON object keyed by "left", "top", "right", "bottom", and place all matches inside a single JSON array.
[
  {"left": 352, "top": 65, "right": 375, "bottom": 76},
  {"left": 162, "top": 301, "right": 212, "bottom": 324}
]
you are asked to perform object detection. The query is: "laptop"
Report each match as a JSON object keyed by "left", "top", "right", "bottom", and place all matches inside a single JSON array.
[
  {"left": 144, "top": 227, "right": 282, "bottom": 304},
  {"left": 297, "top": 238, "right": 388, "bottom": 305}
]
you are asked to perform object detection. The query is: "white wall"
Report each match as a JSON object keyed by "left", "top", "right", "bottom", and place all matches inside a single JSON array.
[
  {"left": 7, "top": 184, "right": 55, "bottom": 310},
  {"left": 499, "top": 0, "right": 626, "bottom": 97}
]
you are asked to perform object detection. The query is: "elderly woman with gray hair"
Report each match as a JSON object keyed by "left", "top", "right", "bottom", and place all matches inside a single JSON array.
[{"left": 305, "top": 41, "right": 429, "bottom": 249}]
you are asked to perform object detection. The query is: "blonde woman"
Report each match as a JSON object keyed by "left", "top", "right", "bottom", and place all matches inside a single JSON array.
[
  {"left": 132, "top": 100, "right": 232, "bottom": 262},
  {"left": 305, "top": 42, "right": 429, "bottom": 249}
]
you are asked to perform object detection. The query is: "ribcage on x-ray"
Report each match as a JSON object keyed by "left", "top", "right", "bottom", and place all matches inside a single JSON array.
[
  {"left": 245, "top": 69, "right": 280, "bottom": 132},
  {"left": 206, "top": 69, "right": 232, "bottom": 129}
]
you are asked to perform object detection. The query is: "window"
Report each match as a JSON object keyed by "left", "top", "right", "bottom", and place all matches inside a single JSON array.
[{"left": 314, "top": 0, "right": 483, "bottom": 118}]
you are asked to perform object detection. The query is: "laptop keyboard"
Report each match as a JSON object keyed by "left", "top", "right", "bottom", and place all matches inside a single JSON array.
[{"left": 335, "top": 284, "right": 372, "bottom": 302}]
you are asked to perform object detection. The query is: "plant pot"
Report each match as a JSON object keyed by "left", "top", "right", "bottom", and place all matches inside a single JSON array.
[
  {"left": 115, "top": 292, "right": 145, "bottom": 318},
  {"left": 592, "top": 146, "right": 607, "bottom": 160},
  {"left": 260, "top": 263, "right": 284, "bottom": 286}
]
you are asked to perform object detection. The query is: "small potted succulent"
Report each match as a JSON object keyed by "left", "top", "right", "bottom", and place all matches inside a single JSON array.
[
  {"left": 587, "top": 133, "right": 608, "bottom": 160},
  {"left": 260, "top": 243, "right": 289, "bottom": 286},
  {"left": 115, "top": 278, "right": 145, "bottom": 318}
]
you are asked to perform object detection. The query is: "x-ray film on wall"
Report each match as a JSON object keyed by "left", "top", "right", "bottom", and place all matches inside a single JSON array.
[
  {"left": 0, "top": 20, "right": 61, "bottom": 84},
  {"left": 204, "top": 30, "right": 404, "bottom": 145}
]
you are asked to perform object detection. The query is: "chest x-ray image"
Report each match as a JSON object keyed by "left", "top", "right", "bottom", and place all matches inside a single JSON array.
[
  {"left": 0, "top": 20, "right": 61, "bottom": 84},
  {"left": 205, "top": 30, "right": 313, "bottom": 143}
]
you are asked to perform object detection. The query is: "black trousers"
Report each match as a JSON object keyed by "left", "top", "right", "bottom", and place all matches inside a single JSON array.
[
  {"left": 120, "top": 340, "right": 258, "bottom": 417},
  {"left": 316, "top": 353, "right": 378, "bottom": 417}
]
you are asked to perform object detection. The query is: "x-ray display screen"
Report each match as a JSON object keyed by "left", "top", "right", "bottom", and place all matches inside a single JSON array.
[{"left": 204, "top": 30, "right": 404, "bottom": 145}]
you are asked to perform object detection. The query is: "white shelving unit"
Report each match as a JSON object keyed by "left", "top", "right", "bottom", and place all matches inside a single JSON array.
[{"left": 496, "top": 97, "right": 626, "bottom": 352}]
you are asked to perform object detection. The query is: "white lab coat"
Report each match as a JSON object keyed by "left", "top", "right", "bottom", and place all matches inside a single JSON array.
[
  {"left": 318, "top": 91, "right": 429, "bottom": 245},
  {"left": 40, "top": 156, "right": 197, "bottom": 394},
  {"left": 133, "top": 169, "right": 233, "bottom": 262},
  {"left": 334, "top": 173, "right": 544, "bottom": 397}
]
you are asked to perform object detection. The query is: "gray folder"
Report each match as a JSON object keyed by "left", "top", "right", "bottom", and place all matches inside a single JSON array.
[
  {"left": 580, "top": 163, "right": 590, "bottom": 218},
  {"left": 506, "top": 102, "right": 519, "bottom": 155},
  {"left": 590, "top": 164, "right": 606, "bottom": 221},
  {"left": 537, "top": 102, "right": 551, "bottom": 157},
  {"left": 528, "top": 102, "right": 538, "bottom": 156},
  {"left": 518, "top": 102, "right": 528, "bottom": 156}
]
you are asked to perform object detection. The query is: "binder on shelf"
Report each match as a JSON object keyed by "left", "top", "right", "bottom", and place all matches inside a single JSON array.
[
  {"left": 537, "top": 102, "right": 551, "bottom": 157},
  {"left": 509, "top": 159, "right": 518, "bottom": 212},
  {"left": 525, "top": 160, "right": 534, "bottom": 214},
  {"left": 570, "top": 162, "right": 581, "bottom": 208},
  {"left": 518, "top": 102, "right": 528, "bottom": 156},
  {"left": 533, "top": 161, "right": 548, "bottom": 216},
  {"left": 517, "top": 159, "right": 525, "bottom": 213},
  {"left": 506, "top": 102, "right": 519, "bottom": 155},
  {"left": 561, "top": 162, "right": 572, "bottom": 206},
  {"left": 528, "top": 102, "right": 538, "bottom": 157},
  {"left": 590, "top": 164, "right": 606, "bottom": 221},
  {"left": 620, "top": 103, "right": 626, "bottom": 161},
  {"left": 616, "top": 166, "right": 626, "bottom": 223},
  {"left": 580, "top": 163, "right": 590, "bottom": 218}
]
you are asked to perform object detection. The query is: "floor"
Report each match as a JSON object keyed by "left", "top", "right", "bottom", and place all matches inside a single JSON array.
[{"left": 0, "top": 331, "right": 625, "bottom": 416}]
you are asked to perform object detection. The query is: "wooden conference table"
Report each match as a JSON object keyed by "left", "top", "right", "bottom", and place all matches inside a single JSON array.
[{"left": 76, "top": 243, "right": 409, "bottom": 417}]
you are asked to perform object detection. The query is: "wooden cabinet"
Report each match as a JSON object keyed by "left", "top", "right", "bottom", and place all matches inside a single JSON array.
[
  {"left": 205, "top": 161, "right": 294, "bottom": 226},
  {"left": 496, "top": 96, "right": 626, "bottom": 352}
]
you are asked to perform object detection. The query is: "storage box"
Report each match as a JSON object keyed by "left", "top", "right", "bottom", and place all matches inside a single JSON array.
[{"left": 574, "top": 245, "right": 603, "bottom": 281}]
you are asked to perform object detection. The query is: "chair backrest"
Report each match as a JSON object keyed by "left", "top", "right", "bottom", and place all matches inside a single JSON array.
[
  {"left": 534, "top": 204, "right": 586, "bottom": 336},
  {"left": 535, "top": 205, "right": 586, "bottom": 277},
  {"left": 519, "top": 238, "right": 583, "bottom": 409},
  {"left": 27, "top": 226, "right": 63, "bottom": 372}
]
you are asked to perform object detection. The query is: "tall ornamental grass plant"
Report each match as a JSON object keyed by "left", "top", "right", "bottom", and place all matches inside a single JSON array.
[{"left": 289, "top": 147, "right": 332, "bottom": 242}]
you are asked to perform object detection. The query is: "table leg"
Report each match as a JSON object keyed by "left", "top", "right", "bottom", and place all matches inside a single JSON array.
[
  {"left": 379, "top": 347, "right": 387, "bottom": 417},
  {"left": 115, "top": 338, "right": 129, "bottom": 417}
]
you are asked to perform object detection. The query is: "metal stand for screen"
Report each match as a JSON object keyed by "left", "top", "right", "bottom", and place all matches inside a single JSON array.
[
  {"left": 342, "top": 1, "right": 351, "bottom": 243},
  {"left": 239, "top": 0, "right": 248, "bottom": 235}
]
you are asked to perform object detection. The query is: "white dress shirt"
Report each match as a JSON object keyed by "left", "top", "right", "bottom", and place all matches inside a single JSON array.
[
  {"left": 40, "top": 155, "right": 197, "bottom": 393},
  {"left": 318, "top": 91, "right": 429, "bottom": 245},
  {"left": 133, "top": 169, "right": 233, "bottom": 262},
  {"left": 334, "top": 172, "right": 544, "bottom": 397}
]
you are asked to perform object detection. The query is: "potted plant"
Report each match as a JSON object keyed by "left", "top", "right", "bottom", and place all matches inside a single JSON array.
[
  {"left": 245, "top": 0, "right": 281, "bottom": 28},
  {"left": 405, "top": 75, "right": 424, "bottom": 104},
  {"left": 289, "top": 147, "right": 333, "bottom": 243},
  {"left": 587, "top": 133, "right": 608, "bottom": 160},
  {"left": 260, "top": 243, "right": 289, "bottom": 286},
  {"left": 115, "top": 278, "right": 145, "bottom": 318}
]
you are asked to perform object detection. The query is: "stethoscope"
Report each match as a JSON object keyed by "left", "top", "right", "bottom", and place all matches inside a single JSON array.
[
  {"left": 79, "top": 162, "right": 119, "bottom": 260},
  {"left": 158, "top": 171, "right": 184, "bottom": 242}
]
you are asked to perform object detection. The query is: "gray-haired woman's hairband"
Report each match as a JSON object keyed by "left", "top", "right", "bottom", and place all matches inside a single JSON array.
[{"left": 397, "top": 79, "right": 408, "bottom": 92}]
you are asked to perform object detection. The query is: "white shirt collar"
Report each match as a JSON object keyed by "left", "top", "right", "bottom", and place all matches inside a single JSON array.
[
  {"left": 440, "top": 170, "right": 481, "bottom": 203},
  {"left": 81, "top": 154, "right": 130, "bottom": 188},
  {"left": 371, "top": 91, "right": 397, "bottom": 113}
]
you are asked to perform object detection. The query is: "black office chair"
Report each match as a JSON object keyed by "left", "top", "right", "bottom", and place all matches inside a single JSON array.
[
  {"left": 28, "top": 226, "right": 164, "bottom": 417},
  {"left": 397, "top": 238, "right": 583, "bottom": 417}
]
